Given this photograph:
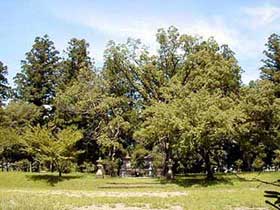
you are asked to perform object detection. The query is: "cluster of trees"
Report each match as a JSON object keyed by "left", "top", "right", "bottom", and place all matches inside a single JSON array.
[{"left": 0, "top": 27, "right": 280, "bottom": 179}]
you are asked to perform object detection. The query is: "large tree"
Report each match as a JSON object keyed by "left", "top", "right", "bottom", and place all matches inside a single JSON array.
[
  {"left": 236, "top": 80, "right": 277, "bottom": 171},
  {"left": 135, "top": 90, "right": 240, "bottom": 179},
  {"left": 105, "top": 26, "right": 242, "bottom": 177},
  {"left": 54, "top": 68, "right": 132, "bottom": 164},
  {"left": 14, "top": 35, "right": 60, "bottom": 108},
  {"left": 103, "top": 26, "right": 241, "bottom": 105}
]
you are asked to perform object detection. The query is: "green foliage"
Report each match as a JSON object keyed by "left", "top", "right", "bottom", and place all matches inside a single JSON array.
[
  {"left": 103, "top": 26, "right": 241, "bottom": 105},
  {"left": 14, "top": 35, "right": 60, "bottom": 108},
  {"left": 237, "top": 80, "right": 277, "bottom": 170},
  {"left": 79, "top": 161, "right": 96, "bottom": 173},
  {"left": 20, "top": 126, "right": 82, "bottom": 176},
  {"left": 15, "top": 159, "right": 31, "bottom": 172},
  {"left": 0, "top": 61, "right": 10, "bottom": 106},
  {"left": 135, "top": 89, "right": 241, "bottom": 178},
  {"left": 1, "top": 27, "right": 279, "bottom": 182},
  {"left": 252, "top": 157, "right": 265, "bottom": 171},
  {"left": 60, "top": 38, "right": 93, "bottom": 87},
  {"left": 131, "top": 145, "right": 149, "bottom": 169},
  {"left": 234, "top": 159, "right": 243, "bottom": 171},
  {"left": 272, "top": 150, "right": 280, "bottom": 168},
  {"left": 0, "top": 127, "right": 19, "bottom": 151},
  {"left": 102, "top": 159, "right": 119, "bottom": 176},
  {"left": 0, "top": 101, "right": 41, "bottom": 128},
  {"left": 261, "top": 33, "right": 280, "bottom": 97}
]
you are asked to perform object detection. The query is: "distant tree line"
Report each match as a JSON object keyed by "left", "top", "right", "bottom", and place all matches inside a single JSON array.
[{"left": 0, "top": 26, "right": 280, "bottom": 178}]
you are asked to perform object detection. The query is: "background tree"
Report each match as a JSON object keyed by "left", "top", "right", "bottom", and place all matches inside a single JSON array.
[
  {"left": 20, "top": 126, "right": 82, "bottom": 176},
  {"left": 261, "top": 33, "right": 280, "bottom": 97},
  {"left": 0, "top": 61, "right": 10, "bottom": 106},
  {"left": 14, "top": 35, "right": 60, "bottom": 124},
  {"left": 0, "top": 127, "right": 19, "bottom": 171},
  {"left": 1, "top": 27, "right": 280, "bottom": 180},
  {"left": 135, "top": 90, "right": 240, "bottom": 179},
  {"left": 60, "top": 38, "right": 93, "bottom": 87},
  {"left": 0, "top": 101, "right": 41, "bottom": 169},
  {"left": 1, "top": 101, "right": 41, "bottom": 129},
  {"left": 237, "top": 80, "right": 276, "bottom": 171}
]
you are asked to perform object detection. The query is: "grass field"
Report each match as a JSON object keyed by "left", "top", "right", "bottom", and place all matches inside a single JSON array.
[{"left": 0, "top": 172, "right": 279, "bottom": 210}]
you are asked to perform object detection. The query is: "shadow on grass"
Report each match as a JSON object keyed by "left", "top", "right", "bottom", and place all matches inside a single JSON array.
[
  {"left": 160, "top": 174, "right": 234, "bottom": 187},
  {"left": 26, "top": 174, "right": 82, "bottom": 186},
  {"left": 99, "top": 181, "right": 163, "bottom": 189},
  {"left": 98, "top": 185, "right": 161, "bottom": 189}
]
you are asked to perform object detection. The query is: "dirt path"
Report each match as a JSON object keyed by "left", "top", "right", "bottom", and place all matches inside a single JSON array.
[
  {"left": 73, "top": 203, "right": 184, "bottom": 210},
  {"left": 2, "top": 189, "right": 187, "bottom": 198}
]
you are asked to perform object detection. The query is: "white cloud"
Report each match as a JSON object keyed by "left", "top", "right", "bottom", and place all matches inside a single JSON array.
[
  {"left": 46, "top": 1, "right": 280, "bottom": 83},
  {"left": 243, "top": 4, "right": 280, "bottom": 28},
  {"left": 49, "top": 4, "right": 241, "bottom": 54}
]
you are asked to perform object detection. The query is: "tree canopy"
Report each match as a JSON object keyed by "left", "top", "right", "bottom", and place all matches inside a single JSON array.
[{"left": 0, "top": 27, "right": 280, "bottom": 179}]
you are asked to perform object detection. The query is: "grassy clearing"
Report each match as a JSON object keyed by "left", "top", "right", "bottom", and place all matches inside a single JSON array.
[{"left": 0, "top": 172, "right": 279, "bottom": 210}]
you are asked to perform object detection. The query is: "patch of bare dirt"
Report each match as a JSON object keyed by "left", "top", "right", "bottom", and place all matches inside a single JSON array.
[
  {"left": 233, "top": 207, "right": 268, "bottom": 210},
  {"left": 2, "top": 189, "right": 187, "bottom": 198},
  {"left": 73, "top": 203, "right": 184, "bottom": 210}
]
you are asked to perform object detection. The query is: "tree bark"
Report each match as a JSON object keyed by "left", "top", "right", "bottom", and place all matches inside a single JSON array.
[
  {"left": 29, "top": 162, "right": 32, "bottom": 172},
  {"left": 163, "top": 140, "right": 170, "bottom": 177},
  {"left": 204, "top": 150, "right": 214, "bottom": 180},
  {"left": 1, "top": 158, "right": 4, "bottom": 172}
]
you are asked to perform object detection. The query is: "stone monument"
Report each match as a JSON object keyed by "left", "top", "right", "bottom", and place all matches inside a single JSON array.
[
  {"left": 144, "top": 155, "right": 153, "bottom": 177},
  {"left": 96, "top": 157, "right": 104, "bottom": 178},
  {"left": 166, "top": 158, "right": 174, "bottom": 179},
  {"left": 120, "top": 154, "right": 132, "bottom": 177}
]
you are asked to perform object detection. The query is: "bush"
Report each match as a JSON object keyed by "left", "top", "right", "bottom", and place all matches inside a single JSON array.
[
  {"left": 103, "top": 159, "right": 119, "bottom": 176},
  {"left": 131, "top": 146, "right": 149, "bottom": 169},
  {"left": 79, "top": 161, "right": 95, "bottom": 173},
  {"left": 234, "top": 159, "right": 243, "bottom": 171},
  {"left": 272, "top": 150, "right": 280, "bottom": 169},
  {"left": 15, "top": 159, "right": 31, "bottom": 172},
  {"left": 252, "top": 157, "right": 265, "bottom": 171}
]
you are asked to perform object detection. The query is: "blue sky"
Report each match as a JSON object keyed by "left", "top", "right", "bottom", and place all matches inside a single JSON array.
[{"left": 1, "top": 0, "right": 280, "bottom": 84}]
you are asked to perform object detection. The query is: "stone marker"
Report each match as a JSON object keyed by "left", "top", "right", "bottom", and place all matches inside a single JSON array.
[
  {"left": 120, "top": 154, "right": 132, "bottom": 177},
  {"left": 166, "top": 158, "right": 174, "bottom": 179},
  {"left": 96, "top": 157, "right": 104, "bottom": 178},
  {"left": 144, "top": 155, "right": 153, "bottom": 177}
]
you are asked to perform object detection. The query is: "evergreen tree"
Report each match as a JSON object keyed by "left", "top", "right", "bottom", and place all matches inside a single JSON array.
[
  {"left": 0, "top": 61, "right": 10, "bottom": 106},
  {"left": 61, "top": 38, "right": 93, "bottom": 86},
  {"left": 14, "top": 35, "right": 60, "bottom": 107},
  {"left": 261, "top": 33, "right": 280, "bottom": 97}
]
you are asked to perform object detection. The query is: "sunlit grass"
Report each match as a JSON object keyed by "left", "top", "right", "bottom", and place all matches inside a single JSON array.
[{"left": 0, "top": 171, "right": 278, "bottom": 209}]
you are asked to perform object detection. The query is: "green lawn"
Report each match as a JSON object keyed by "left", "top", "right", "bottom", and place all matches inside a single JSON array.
[{"left": 0, "top": 171, "right": 279, "bottom": 210}]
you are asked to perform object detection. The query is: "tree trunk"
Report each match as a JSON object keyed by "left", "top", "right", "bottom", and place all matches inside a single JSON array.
[
  {"left": 59, "top": 170, "right": 62, "bottom": 177},
  {"left": 29, "top": 162, "right": 32, "bottom": 172},
  {"left": 1, "top": 158, "right": 4, "bottom": 172},
  {"left": 38, "top": 161, "right": 41, "bottom": 173},
  {"left": 204, "top": 150, "right": 214, "bottom": 180},
  {"left": 163, "top": 141, "right": 170, "bottom": 177},
  {"left": 243, "top": 153, "right": 251, "bottom": 171},
  {"left": 50, "top": 160, "right": 54, "bottom": 173}
]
